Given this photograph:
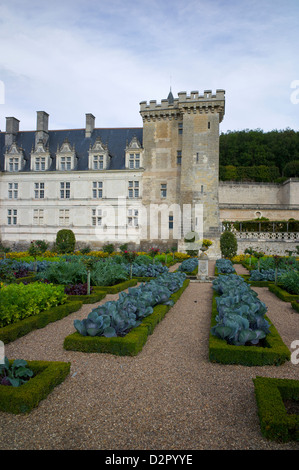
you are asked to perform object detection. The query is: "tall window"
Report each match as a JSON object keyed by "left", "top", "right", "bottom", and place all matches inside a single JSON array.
[
  {"left": 7, "top": 209, "right": 17, "bottom": 225},
  {"left": 8, "top": 157, "right": 19, "bottom": 172},
  {"left": 92, "top": 208, "right": 102, "bottom": 226},
  {"left": 8, "top": 183, "right": 18, "bottom": 199},
  {"left": 177, "top": 151, "right": 182, "bottom": 165},
  {"left": 178, "top": 122, "right": 183, "bottom": 134},
  {"left": 129, "top": 153, "right": 140, "bottom": 169},
  {"left": 169, "top": 215, "right": 173, "bottom": 229},
  {"left": 93, "top": 155, "right": 104, "bottom": 170},
  {"left": 60, "top": 182, "right": 70, "bottom": 199},
  {"left": 128, "top": 181, "right": 139, "bottom": 198},
  {"left": 92, "top": 181, "right": 103, "bottom": 198},
  {"left": 59, "top": 209, "right": 70, "bottom": 226},
  {"left": 33, "top": 209, "right": 44, "bottom": 225},
  {"left": 128, "top": 209, "right": 139, "bottom": 227},
  {"left": 35, "top": 157, "right": 46, "bottom": 171},
  {"left": 34, "top": 182, "right": 45, "bottom": 199},
  {"left": 161, "top": 183, "right": 167, "bottom": 198},
  {"left": 60, "top": 156, "right": 72, "bottom": 171}
]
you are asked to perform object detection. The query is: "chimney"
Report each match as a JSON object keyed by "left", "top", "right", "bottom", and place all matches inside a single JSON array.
[
  {"left": 5, "top": 117, "right": 20, "bottom": 147},
  {"left": 85, "top": 113, "right": 95, "bottom": 138},
  {"left": 35, "top": 111, "right": 49, "bottom": 146}
]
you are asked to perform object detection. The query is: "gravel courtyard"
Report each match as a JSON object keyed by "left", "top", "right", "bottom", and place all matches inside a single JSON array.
[{"left": 1, "top": 261, "right": 298, "bottom": 450}]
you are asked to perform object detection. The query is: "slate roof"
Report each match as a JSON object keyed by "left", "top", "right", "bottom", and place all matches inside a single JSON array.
[{"left": 0, "top": 127, "right": 143, "bottom": 172}]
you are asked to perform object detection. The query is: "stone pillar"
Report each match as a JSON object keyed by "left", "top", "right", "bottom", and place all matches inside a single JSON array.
[{"left": 197, "top": 249, "right": 209, "bottom": 281}]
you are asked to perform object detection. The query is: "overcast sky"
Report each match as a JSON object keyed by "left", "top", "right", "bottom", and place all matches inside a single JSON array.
[{"left": 0, "top": 0, "right": 298, "bottom": 134}]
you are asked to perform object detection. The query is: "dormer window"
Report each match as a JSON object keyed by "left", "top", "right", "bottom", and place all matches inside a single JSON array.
[
  {"left": 4, "top": 143, "right": 25, "bottom": 172},
  {"left": 129, "top": 153, "right": 140, "bottom": 169},
  {"left": 125, "top": 136, "right": 143, "bottom": 169},
  {"left": 61, "top": 156, "right": 72, "bottom": 171},
  {"left": 9, "top": 157, "right": 19, "bottom": 172},
  {"left": 56, "top": 139, "right": 76, "bottom": 171},
  {"left": 30, "top": 139, "right": 51, "bottom": 171},
  {"left": 93, "top": 155, "right": 104, "bottom": 170},
  {"left": 88, "top": 137, "right": 109, "bottom": 170}
]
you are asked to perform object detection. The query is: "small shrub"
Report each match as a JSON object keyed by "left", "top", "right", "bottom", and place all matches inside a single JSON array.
[
  {"left": 55, "top": 229, "right": 76, "bottom": 253},
  {"left": 220, "top": 231, "right": 238, "bottom": 259}
]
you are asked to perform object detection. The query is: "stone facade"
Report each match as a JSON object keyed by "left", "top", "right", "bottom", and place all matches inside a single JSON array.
[{"left": 0, "top": 89, "right": 298, "bottom": 257}]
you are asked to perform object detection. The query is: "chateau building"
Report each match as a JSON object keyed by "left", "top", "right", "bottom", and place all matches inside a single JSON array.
[{"left": 0, "top": 89, "right": 298, "bottom": 258}]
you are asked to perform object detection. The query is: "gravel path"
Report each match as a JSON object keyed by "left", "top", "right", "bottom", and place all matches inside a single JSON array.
[{"left": 1, "top": 262, "right": 298, "bottom": 450}]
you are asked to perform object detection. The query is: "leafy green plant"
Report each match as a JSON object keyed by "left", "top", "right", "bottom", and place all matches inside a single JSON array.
[
  {"left": 55, "top": 229, "right": 76, "bottom": 254},
  {"left": 90, "top": 260, "right": 128, "bottom": 286},
  {"left": 102, "top": 244, "right": 114, "bottom": 255},
  {"left": 178, "top": 258, "right": 198, "bottom": 273},
  {"left": 74, "top": 271, "right": 186, "bottom": 338},
  {"left": 216, "top": 259, "right": 235, "bottom": 274},
  {"left": 279, "top": 271, "right": 299, "bottom": 295},
  {"left": 0, "top": 357, "right": 34, "bottom": 387},
  {"left": 220, "top": 231, "right": 238, "bottom": 259},
  {"left": 211, "top": 274, "right": 270, "bottom": 346},
  {"left": 0, "top": 282, "right": 67, "bottom": 327},
  {"left": 36, "top": 259, "right": 87, "bottom": 285}
]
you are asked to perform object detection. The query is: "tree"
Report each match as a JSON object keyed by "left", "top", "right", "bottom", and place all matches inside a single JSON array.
[
  {"left": 55, "top": 229, "right": 76, "bottom": 253},
  {"left": 220, "top": 231, "right": 238, "bottom": 259}
]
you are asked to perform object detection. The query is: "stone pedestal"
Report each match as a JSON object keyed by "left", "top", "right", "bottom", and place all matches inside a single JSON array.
[{"left": 197, "top": 249, "right": 209, "bottom": 282}]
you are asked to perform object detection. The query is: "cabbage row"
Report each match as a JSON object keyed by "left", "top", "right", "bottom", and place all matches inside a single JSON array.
[
  {"left": 74, "top": 271, "right": 186, "bottom": 338},
  {"left": 211, "top": 274, "right": 270, "bottom": 346}
]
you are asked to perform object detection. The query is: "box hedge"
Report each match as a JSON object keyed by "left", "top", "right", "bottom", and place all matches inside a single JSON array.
[
  {"left": 209, "top": 291, "right": 290, "bottom": 366},
  {"left": 253, "top": 376, "right": 299, "bottom": 442},
  {"left": 0, "top": 360, "right": 71, "bottom": 414},
  {"left": 0, "top": 300, "right": 83, "bottom": 344},
  {"left": 67, "top": 287, "right": 107, "bottom": 304},
  {"left": 268, "top": 284, "right": 299, "bottom": 303},
  {"left": 64, "top": 279, "right": 190, "bottom": 356},
  {"left": 93, "top": 278, "right": 138, "bottom": 293}
]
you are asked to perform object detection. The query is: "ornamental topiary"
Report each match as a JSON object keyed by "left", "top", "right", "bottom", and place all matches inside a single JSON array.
[
  {"left": 220, "top": 231, "right": 237, "bottom": 259},
  {"left": 55, "top": 229, "right": 76, "bottom": 253}
]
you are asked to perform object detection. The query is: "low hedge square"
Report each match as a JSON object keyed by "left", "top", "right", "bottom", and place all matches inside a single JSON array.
[
  {"left": 253, "top": 376, "right": 299, "bottom": 442},
  {"left": 0, "top": 360, "right": 71, "bottom": 414}
]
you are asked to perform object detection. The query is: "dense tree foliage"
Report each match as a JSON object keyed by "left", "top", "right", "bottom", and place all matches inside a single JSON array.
[{"left": 219, "top": 129, "right": 299, "bottom": 180}]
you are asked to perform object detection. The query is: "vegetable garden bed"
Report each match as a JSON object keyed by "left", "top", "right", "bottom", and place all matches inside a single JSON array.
[
  {"left": 63, "top": 279, "right": 190, "bottom": 356},
  {"left": 209, "top": 291, "right": 290, "bottom": 366},
  {"left": 0, "top": 360, "right": 71, "bottom": 414},
  {"left": 253, "top": 376, "right": 299, "bottom": 442},
  {"left": 268, "top": 284, "right": 299, "bottom": 303},
  {"left": 0, "top": 300, "right": 83, "bottom": 345}
]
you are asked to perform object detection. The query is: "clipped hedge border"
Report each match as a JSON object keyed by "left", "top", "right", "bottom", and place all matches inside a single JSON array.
[
  {"left": 15, "top": 274, "right": 37, "bottom": 284},
  {"left": 291, "top": 301, "right": 299, "bottom": 313},
  {"left": 268, "top": 284, "right": 299, "bottom": 303},
  {"left": 0, "top": 300, "right": 83, "bottom": 345},
  {"left": 67, "top": 287, "right": 107, "bottom": 304},
  {"left": 253, "top": 376, "right": 299, "bottom": 442},
  {"left": 93, "top": 278, "right": 138, "bottom": 294},
  {"left": 0, "top": 360, "right": 71, "bottom": 414},
  {"left": 209, "top": 291, "right": 290, "bottom": 366},
  {"left": 63, "top": 279, "right": 190, "bottom": 356}
]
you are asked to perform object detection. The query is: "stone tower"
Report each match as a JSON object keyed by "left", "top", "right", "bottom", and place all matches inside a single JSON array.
[{"left": 139, "top": 89, "right": 225, "bottom": 257}]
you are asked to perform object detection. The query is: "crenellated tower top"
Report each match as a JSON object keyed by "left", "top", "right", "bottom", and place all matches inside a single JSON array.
[{"left": 140, "top": 89, "right": 225, "bottom": 122}]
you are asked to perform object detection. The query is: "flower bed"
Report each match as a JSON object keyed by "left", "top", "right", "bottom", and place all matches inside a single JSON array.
[
  {"left": 0, "top": 360, "right": 71, "bottom": 414},
  {"left": 253, "top": 376, "right": 299, "bottom": 442}
]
